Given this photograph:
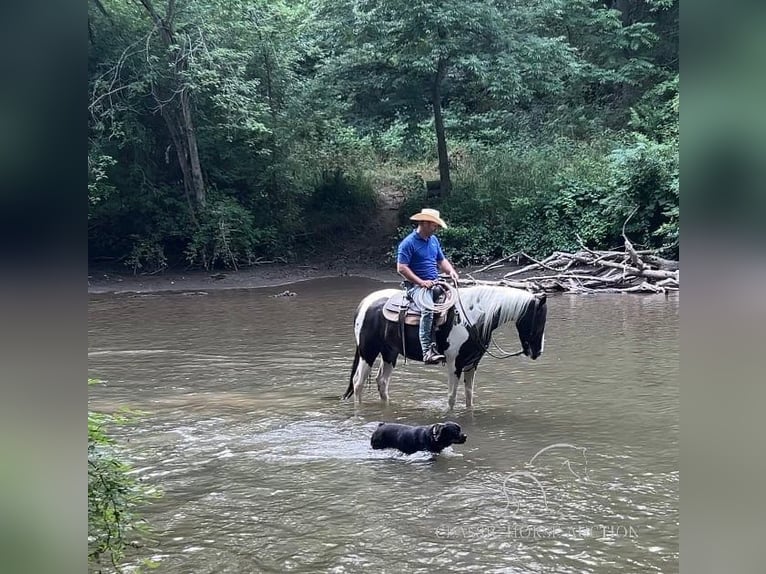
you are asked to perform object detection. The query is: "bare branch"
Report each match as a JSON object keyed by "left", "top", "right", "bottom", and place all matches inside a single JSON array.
[
  {"left": 472, "top": 252, "right": 522, "bottom": 274},
  {"left": 622, "top": 206, "right": 640, "bottom": 238}
]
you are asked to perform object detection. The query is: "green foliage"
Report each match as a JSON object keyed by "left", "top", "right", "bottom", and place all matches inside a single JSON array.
[
  {"left": 88, "top": 380, "right": 159, "bottom": 572},
  {"left": 88, "top": 154, "right": 117, "bottom": 210},
  {"left": 439, "top": 224, "right": 507, "bottom": 266},
  {"left": 315, "top": 0, "right": 586, "bottom": 138},
  {"left": 401, "top": 125, "right": 677, "bottom": 263},
  {"left": 612, "top": 74, "right": 679, "bottom": 252},
  {"left": 88, "top": 0, "right": 678, "bottom": 268},
  {"left": 442, "top": 139, "right": 612, "bottom": 256},
  {"left": 630, "top": 74, "right": 679, "bottom": 142},
  {"left": 125, "top": 237, "right": 168, "bottom": 275},
  {"left": 185, "top": 194, "right": 275, "bottom": 270},
  {"left": 374, "top": 120, "right": 436, "bottom": 161},
  {"left": 303, "top": 171, "right": 377, "bottom": 246},
  {"left": 605, "top": 134, "right": 679, "bottom": 250}
]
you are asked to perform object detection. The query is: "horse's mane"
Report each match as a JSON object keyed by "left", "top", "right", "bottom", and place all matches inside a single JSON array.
[{"left": 456, "top": 285, "right": 533, "bottom": 340}]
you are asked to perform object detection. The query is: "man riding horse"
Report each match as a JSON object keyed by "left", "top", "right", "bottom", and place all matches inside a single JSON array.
[
  {"left": 345, "top": 208, "right": 547, "bottom": 407},
  {"left": 396, "top": 209, "right": 460, "bottom": 364}
]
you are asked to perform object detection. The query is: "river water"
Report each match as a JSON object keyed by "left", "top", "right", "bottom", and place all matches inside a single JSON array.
[{"left": 88, "top": 277, "right": 678, "bottom": 573}]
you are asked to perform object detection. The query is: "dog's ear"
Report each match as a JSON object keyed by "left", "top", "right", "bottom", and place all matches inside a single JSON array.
[
  {"left": 377, "top": 422, "right": 385, "bottom": 427},
  {"left": 431, "top": 423, "right": 445, "bottom": 441}
]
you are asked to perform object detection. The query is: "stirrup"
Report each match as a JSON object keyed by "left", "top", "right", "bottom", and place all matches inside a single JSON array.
[{"left": 423, "top": 346, "right": 445, "bottom": 364}]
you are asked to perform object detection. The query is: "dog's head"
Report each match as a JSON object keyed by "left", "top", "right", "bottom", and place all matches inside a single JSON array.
[{"left": 431, "top": 421, "right": 467, "bottom": 449}]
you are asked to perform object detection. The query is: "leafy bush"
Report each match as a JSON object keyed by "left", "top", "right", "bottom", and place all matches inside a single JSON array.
[
  {"left": 88, "top": 380, "right": 159, "bottom": 572},
  {"left": 89, "top": 181, "right": 191, "bottom": 270},
  {"left": 438, "top": 224, "right": 509, "bottom": 266},
  {"left": 185, "top": 194, "right": 275, "bottom": 269},
  {"left": 619, "top": 74, "right": 679, "bottom": 254},
  {"left": 629, "top": 75, "right": 679, "bottom": 143},
  {"left": 125, "top": 236, "right": 168, "bottom": 275},
  {"left": 396, "top": 131, "right": 677, "bottom": 263},
  {"left": 605, "top": 134, "right": 679, "bottom": 251},
  {"left": 88, "top": 154, "right": 117, "bottom": 210},
  {"left": 439, "top": 139, "right": 617, "bottom": 258},
  {"left": 302, "top": 170, "right": 377, "bottom": 245}
]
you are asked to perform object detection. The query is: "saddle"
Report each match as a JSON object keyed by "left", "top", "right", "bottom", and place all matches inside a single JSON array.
[{"left": 381, "top": 284, "right": 448, "bottom": 327}]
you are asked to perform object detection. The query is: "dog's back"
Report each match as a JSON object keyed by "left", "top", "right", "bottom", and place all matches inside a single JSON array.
[
  {"left": 370, "top": 423, "right": 428, "bottom": 454},
  {"left": 371, "top": 421, "right": 467, "bottom": 455}
]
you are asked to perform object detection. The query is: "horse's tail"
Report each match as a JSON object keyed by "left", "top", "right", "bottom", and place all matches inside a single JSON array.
[{"left": 343, "top": 347, "right": 360, "bottom": 400}]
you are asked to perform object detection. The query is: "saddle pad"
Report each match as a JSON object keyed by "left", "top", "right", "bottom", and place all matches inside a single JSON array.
[
  {"left": 382, "top": 292, "right": 419, "bottom": 325},
  {"left": 381, "top": 291, "right": 447, "bottom": 327},
  {"left": 382, "top": 292, "right": 420, "bottom": 315},
  {"left": 382, "top": 307, "right": 421, "bottom": 325}
]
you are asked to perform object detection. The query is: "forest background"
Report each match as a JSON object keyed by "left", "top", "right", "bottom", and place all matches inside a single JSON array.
[{"left": 88, "top": 0, "right": 678, "bottom": 273}]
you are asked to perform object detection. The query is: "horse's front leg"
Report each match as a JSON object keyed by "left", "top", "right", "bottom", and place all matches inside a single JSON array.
[
  {"left": 353, "top": 360, "right": 374, "bottom": 405},
  {"left": 464, "top": 367, "right": 477, "bottom": 408},
  {"left": 376, "top": 361, "right": 395, "bottom": 403},
  {"left": 446, "top": 359, "right": 461, "bottom": 410}
]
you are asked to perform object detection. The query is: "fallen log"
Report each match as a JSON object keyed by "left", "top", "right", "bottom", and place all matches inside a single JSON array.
[
  {"left": 644, "top": 255, "right": 679, "bottom": 271},
  {"left": 465, "top": 225, "right": 678, "bottom": 294}
]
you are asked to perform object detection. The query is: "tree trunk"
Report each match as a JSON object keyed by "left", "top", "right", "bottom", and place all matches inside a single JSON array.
[
  {"left": 180, "top": 90, "right": 205, "bottom": 206},
  {"left": 139, "top": 0, "right": 205, "bottom": 207},
  {"left": 162, "top": 107, "right": 200, "bottom": 227},
  {"left": 432, "top": 56, "right": 451, "bottom": 198}
]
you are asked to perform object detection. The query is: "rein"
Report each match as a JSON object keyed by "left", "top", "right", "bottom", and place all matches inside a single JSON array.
[{"left": 453, "top": 284, "right": 525, "bottom": 360}]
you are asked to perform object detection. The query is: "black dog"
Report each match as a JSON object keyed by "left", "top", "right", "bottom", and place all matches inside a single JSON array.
[{"left": 370, "top": 422, "right": 467, "bottom": 455}]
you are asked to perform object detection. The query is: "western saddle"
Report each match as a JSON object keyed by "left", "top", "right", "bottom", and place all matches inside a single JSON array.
[{"left": 381, "top": 283, "right": 450, "bottom": 327}]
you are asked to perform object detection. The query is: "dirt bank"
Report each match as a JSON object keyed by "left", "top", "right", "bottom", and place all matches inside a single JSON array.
[
  {"left": 86, "top": 260, "right": 525, "bottom": 294},
  {"left": 88, "top": 261, "right": 404, "bottom": 294}
]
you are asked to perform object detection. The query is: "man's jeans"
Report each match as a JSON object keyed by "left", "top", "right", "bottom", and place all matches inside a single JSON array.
[{"left": 407, "top": 286, "right": 435, "bottom": 356}]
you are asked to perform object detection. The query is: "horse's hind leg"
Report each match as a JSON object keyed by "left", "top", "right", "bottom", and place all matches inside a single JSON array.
[
  {"left": 353, "top": 359, "right": 374, "bottom": 405},
  {"left": 376, "top": 361, "right": 395, "bottom": 402},
  {"left": 464, "top": 367, "right": 478, "bottom": 408}
]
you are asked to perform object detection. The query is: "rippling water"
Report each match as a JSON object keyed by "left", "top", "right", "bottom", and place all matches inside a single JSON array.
[{"left": 88, "top": 277, "right": 678, "bottom": 573}]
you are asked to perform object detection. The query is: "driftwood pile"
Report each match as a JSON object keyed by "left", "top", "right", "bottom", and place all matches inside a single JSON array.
[{"left": 463, "top": 236, "right": 679, "bottom": 294}]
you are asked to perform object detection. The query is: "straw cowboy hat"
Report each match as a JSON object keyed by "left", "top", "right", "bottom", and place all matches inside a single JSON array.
[{"left": 410, "top": 208, "right": 448, "bottom": 228}]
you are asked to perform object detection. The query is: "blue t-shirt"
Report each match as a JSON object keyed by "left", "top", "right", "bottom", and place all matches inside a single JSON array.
[{"left": 397, "top": 230, "right": 445, "bottom": 281}]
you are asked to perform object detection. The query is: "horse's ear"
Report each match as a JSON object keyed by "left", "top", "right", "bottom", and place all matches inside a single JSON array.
[{"left": 535, "top": 293, "right": 547, "bottom": 306}]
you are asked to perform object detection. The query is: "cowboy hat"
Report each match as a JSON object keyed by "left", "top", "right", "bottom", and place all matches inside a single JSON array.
[{"left": 410, "top": 208, "right": 448, "bottom": 228}]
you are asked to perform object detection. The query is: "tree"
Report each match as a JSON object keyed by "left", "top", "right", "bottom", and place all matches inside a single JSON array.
[
  {"left": 88, "top": 0, "right": 296, "bottom": 266},
  {"left": 137, "top": 0, "right": 207, "bottom": 207},
  {"left": 89, "top": 0, "right": 210, "bottom": 210},
  {"left": 315, "top": 0, "right": 608, "bottom": 197},
  {"left": 86, "top": 0, "right": 677, "bottom": 268}
]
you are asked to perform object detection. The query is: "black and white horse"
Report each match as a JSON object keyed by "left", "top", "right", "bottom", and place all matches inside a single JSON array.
[{"left": 342, "top": 285, "right": 548, "bottom": 409}]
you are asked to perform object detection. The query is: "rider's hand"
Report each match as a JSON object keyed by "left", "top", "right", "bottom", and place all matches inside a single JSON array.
[
  {"left": 421, "top": 279, "right": 435, "bottom": 289},
  {"left": 450, "top": 271, "right": 459, "bottom": 284}
]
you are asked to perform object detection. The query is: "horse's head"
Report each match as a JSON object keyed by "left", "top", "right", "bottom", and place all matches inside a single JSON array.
[{"left": 516, "top": 293, "right": 547, "bottom": 360}]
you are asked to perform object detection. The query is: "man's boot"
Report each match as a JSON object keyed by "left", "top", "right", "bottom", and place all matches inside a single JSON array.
[{"left": 423, "top": 342, "right": 445, "bottom": 364}]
